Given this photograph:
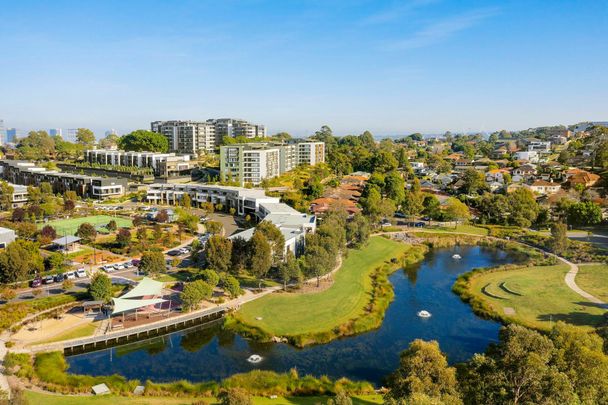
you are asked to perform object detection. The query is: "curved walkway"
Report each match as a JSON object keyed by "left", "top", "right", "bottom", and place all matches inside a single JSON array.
[{"left": 382, "top": 228, "right": 608, "bottom": 308}]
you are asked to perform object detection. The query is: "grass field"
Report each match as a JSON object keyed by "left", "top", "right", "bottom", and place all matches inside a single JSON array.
[
  {"left": 32, "top": 323, "right": 98, "bottom": 345},
  {"left": 39, "top": 215, "right": 133, "bottom": 235},
  {"left": 235, "top": 236, "right": 409, "bottom": 336},
  {"left": 468, "top": 263, "right": 607, "bottom": 330},
  {"left": 412, "top": 224, "right": 489, "bottom": 236},
  {"left": 24, "top": 391, "right": 383, "bottom": 405},
  {"left": 577, "top": 264, "right": 608, "bottom": 302}
]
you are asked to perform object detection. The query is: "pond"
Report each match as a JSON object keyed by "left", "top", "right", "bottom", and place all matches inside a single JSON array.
[{"left": 67, "top": 246, "right": 517, "bottom": 385}]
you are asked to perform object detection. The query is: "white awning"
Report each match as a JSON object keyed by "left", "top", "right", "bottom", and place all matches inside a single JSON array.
[
  {"left": 119, "top": 277, "right": 164, "bottom": 299},
  {"left": 112, "top": 297, "right": 167, "bottom": 315}
]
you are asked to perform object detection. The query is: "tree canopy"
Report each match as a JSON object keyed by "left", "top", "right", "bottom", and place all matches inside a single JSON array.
[{"left": 118, "top": 130, "right": 169, "bottom": 152}]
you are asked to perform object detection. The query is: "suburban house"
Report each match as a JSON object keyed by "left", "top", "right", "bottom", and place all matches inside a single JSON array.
[{"left": 529, "top": 180, "right": 561, "bottom": 195}]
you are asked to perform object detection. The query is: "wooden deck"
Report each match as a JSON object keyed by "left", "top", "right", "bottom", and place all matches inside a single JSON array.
[{"left": 29, "top": 305, "right": 227, "bottom": 354}]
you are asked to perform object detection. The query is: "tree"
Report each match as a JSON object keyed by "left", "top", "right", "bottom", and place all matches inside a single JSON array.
[
  {"left": 550, "top": 222, "right": 569, "bottom": 255},
  {"left": 176, "top": 210, "right": 198, "bottom": 233},
  {"left": 507, "top": 188, "right": 540, "bottom": 228},
  {"left": 205, "top": 220, "right": 223, "bottom": 235},
  {"left": 385, "top": 339, "right": 461, "bottom": 405},
  {"left": 45, "top": 252, "right": 65, "bottom": 271},
  {"left": 460, "top": 168, "right": 487, "bottom": 195},
  {"left": 139, "top": 251, "right": 166, "bottom": 274},
  {"left": 99, "top": 132, "right": 120, "bottom": 149},
  {"left": 200, "top": 269, "right": 220, "bottom": 287},
  {"left": 11, "top": 207, "right": 26, "bottom": 222},
  {"left": 278, "top": 250, "right": 299, "bottom": 290},
  {"left": 64, "top": 190, "right": 77, "bottom": 201},
  {"left": 255, "top": 222, "right": 285, "bottom": 265},
  {"left": 205, "top": 236, "right": 232, "bottom": 273},
  {"left": 180, "top": 280, "right": 213, "bottom": 311},
  {"left": 0, "top": 240, "right": 44, "bottom": 282},
  {"left": 75, "top": 128, "right": 95, "bottom": 147},
  {"left": 422, "top": 194, "right": 442, "bottom": 220},
  {"left": 155, "top": 209, "right": 169, "bottom": 223},
  {"left": 119, "top": 129, "right": 169, "bottom": 152},
  {"left": 62, "top": 279, "right": 74, "bottom": 291},
  {"left": 88, "top": 273, "right": 113, "bottom": 302},
  {"left": 443, "top": 198, "right": 470, "bottom": 225},
  {"left": 346, "top": 213, "right": 370, "bottom": 247},
  {"left": 116, "top": 228, "right": 132, "bottom": 248},
  {"left": 63, "top": 199, "right": 75, "bottom": 212},
  {"left": 218, "top": 388, "right": 252, "bottom": 405},
  {"left": 106, "top": 220, "right": 117, "bottom": 232},
  {"left": 303, "top": 241, "right": 334, "bottom": 287},
  {"left": 230, "top": 237, "right": 249, "bottom": 274},
  {"left": 75, "top": 222, "right": 97, "bottom": 243},
  {"left": 222, "top": 274, "right": 242, "bottom": 298},
  {"left": 0, "top": 181, "right": 14, "bottom": 210},
  {"left": 248, "top": 232, "right": 272, "bottom": 283},
  {"left": 384, "top": 171, "right": 406, "bottom": 206},
  {"left": 16, "top": 130, "right": 55, "bottom": 160},
  {"left": 181, "top": 193, "right": 192, "bottom": 209},
  {"left": 566, "top": 201, "right": 602, "bottom": 226}
]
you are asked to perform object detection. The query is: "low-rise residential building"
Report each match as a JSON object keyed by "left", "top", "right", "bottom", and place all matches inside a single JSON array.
[
  {"left": 529, "top": 180, "right": 561, "bottom": 195},
  {"left": 0, "top": 183, "right": 29, "bottom": 208},
  {"left": 566, "top": 170, "right": 600, "bottom": 189},
  {"left": 84, "top": 150, "right": 192, "bottom": 178},
  {"left": 146, "top": 183, "right": 315, "bottom": 256},
  {"left": 0, "top": 160, "right": 127, "bottom": 199},
  {"left": 220, "top": 141, "right": 325, "bottom": 185},
  {"left": 0, "top": 227, "right": 16, "bottom": 248},
  {"left": 527, "top": 140, "right": 551, "bottom": 153},
  {"left": 514, "top": 151, "right": 539, "bottom": 163}
]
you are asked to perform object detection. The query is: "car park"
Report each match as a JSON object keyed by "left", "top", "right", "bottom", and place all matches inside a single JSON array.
[
  {"left": 30, "top": 277, "right": 42, "bottom": 288},
  {"left": 76, "top": 268, "right": 87, "bottom": 278},
  {"left": 43, "top": 275, "right": 55, "bottom": 284},
  {"left": 64, "top": 272, "right": 76, "bottom": 280}
]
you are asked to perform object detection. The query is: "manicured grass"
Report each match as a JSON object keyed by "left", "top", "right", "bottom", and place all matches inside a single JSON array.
[
  {"left": 468, "top": 264, "right": 607, "bottom": 330},
  {"left": 412, "top": 224, "right": 489, "bottom": 236},
  {"left": 235, "top": 236, "right": 409, "bottom": 336},
  {"left": 39, "top": 215, "right": 133, "bottom": 235},
  {"left": 24, "top": 391, "right": 383, "bottom": 405},
  {"left": 31, "top": 323, "right": 98, "bottom": 345},
  {"left": 577, "top": 264, "right": 608, "bottom": 302}
]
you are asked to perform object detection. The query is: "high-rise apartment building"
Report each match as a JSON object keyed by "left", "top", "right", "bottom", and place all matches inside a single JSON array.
[
  {"left": 5, "top": 128, "right": 20, "bottom": 143},
  {"left": 220, "top": 141, "right": 325, "bottom": 185},
  {"left": 49, "top": 128, "right": 63, "bottom": 137},
  {"left": 151, "top": 120, "right": 217, "bottom": 154},
  {"left": 151, "top": 118, "right": 265, "bottom": 155}
]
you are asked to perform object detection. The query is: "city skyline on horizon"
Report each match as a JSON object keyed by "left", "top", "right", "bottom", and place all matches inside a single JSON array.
[{"left": 1, "top": 1, "right": 607, "bottom": 138}]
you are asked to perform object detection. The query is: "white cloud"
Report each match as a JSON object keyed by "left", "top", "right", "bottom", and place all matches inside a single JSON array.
[{"left": 385, "top": 7, "right": 499, "bottom": 50}]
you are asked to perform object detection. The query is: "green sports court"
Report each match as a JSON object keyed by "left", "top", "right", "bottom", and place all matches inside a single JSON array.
[{"left": 38, "top": 215, "right": 133, "bottom": 235}]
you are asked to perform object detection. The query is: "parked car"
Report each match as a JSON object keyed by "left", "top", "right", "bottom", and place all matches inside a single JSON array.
[
  {"left": 114, "top": 263, "right": 125, "bottom": 270},
  {"left": 394, "top": 212, "right": 407, "bottom": 218},
  {"left": 167, "top": 250, "right": 181, "bottom": 257},
  {"left": 31, "top": 277, "right": 42, "bottom": 288},
  {"left": 76, "top": 268, "right": 87, "bottom": 278},
  {"left": 64, "top": 272, "right": 76, "bottom": 280},
  {"left": 54, "top": 273, "right": 65, "bottom": 283},
  {"left": 43, "top": 275, "right": 55, "bottom": 284},
  {"left": 131, "top": 259, "right": 140, "bottom": 267}
]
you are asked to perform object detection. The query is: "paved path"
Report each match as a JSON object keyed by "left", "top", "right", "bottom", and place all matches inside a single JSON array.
[
  {"left": 0, "top": 333, "right": 11, "bottom": 398},
  {"left": 384, "top": 228, "right": 608, "bottom": 308}
]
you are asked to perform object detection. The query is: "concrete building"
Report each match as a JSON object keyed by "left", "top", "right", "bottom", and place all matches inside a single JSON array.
[
  {"left": 5, "top": 128, "right": 19, "bottom": 144},
  {"left": 151, "top": 120, "right": 217, "bottom": 155},
  {"left": 146, "top": 183, "right": 315, "bottom": 256},
  {"left": 220, "top": 144, "right": 280, "bottom": 185},
  {"left": 219, "top": 141, "right": 325, "bottom": 185},
  {"left": 84, "top": 150, "right": 192, "bottom": 178},
  {"left": 514, "top": 151, "right": 540, "bottom": 163},
  {"left": 0, "top": 160, "right": 127, "bottom": 199},
  {"left": 0, "top": 227, "right": 16, "bottom": 248},
  {"left": 0, "top": 183, "right": 29, "bottom": 208},
  {"left": 49, "top": 128, "right": 63, "bottom": 137},
  {"left": 151, "top": 118, "right": 266, "bottom": 155}
]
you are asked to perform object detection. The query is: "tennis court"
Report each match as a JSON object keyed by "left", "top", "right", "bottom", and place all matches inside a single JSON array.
[{"left": 38, "top": 215, "right": 133, "bottom": 235}]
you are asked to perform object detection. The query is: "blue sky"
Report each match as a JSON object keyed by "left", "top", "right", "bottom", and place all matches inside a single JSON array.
[{"left": 1, "top": 0, "right": 607, "bottom": 137}]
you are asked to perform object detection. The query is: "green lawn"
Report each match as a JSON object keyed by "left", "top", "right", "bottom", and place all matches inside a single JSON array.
[
  {"left": 412, "top": 224, "right": 489, "bottom": 236},
  {"left": 39, "top": 215, "right": 133, "bottom": 235},
  {"left": 577, "top": 264, "right": 608, "bottom": 303},
  {"left": 469, "top": 264, "right": 607, "bottom": 330},
  {"left": 31, "top": 323, "right": 98, "bottom": 345},
  {"left": 24, "top": 391, "right": 383, "bottom": 405},
  {"left": 235, "top": 236, "right": 409, "bottom": 336}
]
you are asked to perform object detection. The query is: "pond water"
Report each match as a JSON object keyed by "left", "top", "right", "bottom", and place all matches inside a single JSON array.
[{"left": 67, "top": 246, "right": 517, "bottom": 385}]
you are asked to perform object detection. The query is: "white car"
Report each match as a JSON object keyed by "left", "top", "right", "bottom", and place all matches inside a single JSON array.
[
  {"left": 115, "top": 263, "right": 125, "bottom": 270},
  {"left": 64, "top": 272, "right": 76, "bottom": 280},
  {"left": 76, "top": 268, "right": 87, "bottom": 278},
  {"left": 101, "top": 265, "right": 113, "bottom": 273}
]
